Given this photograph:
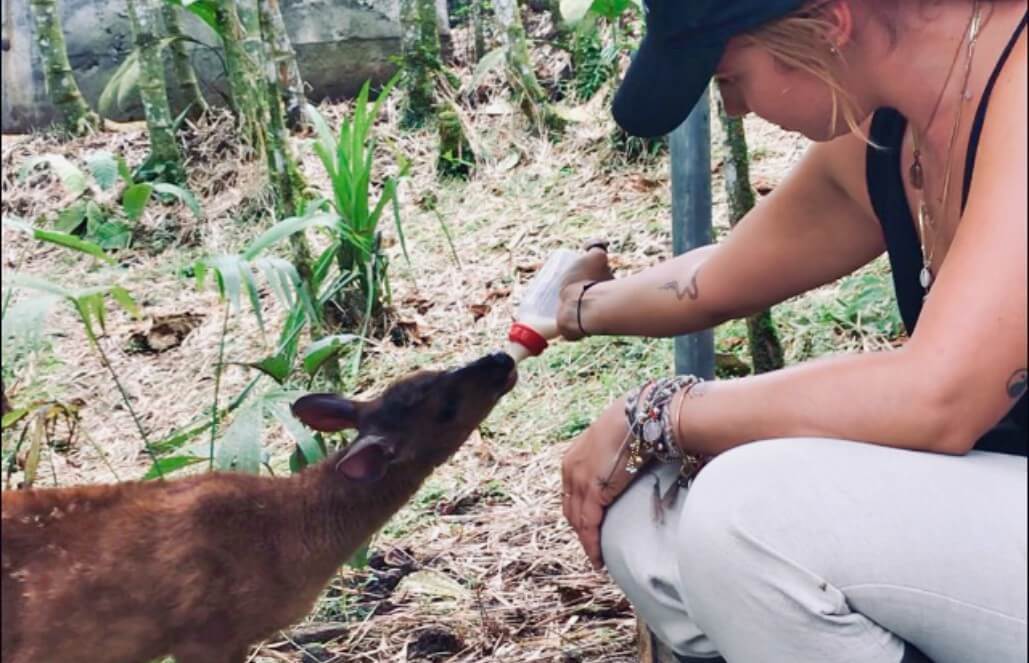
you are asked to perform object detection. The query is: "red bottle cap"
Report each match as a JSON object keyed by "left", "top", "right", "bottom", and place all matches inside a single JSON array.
[{"left": 508, "top": 322, "right": 549, "bottom": 357}]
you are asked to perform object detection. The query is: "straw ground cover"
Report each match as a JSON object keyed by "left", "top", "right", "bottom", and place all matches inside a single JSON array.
[{"left": 1, "top": 73, "right": 901, "bottom": 663}]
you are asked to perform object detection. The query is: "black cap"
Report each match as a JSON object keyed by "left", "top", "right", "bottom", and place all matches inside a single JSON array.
[{"left": 612, "top": 0, "right": 807, "bottom": 137}]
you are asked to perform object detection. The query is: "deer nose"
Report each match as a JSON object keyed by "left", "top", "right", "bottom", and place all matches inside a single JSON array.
[
  {"left": 485, "top": 351, "right": 515, "bottom": 371},
  {"left": 459, "top": 352, "right": 517, "bottom": 390}
]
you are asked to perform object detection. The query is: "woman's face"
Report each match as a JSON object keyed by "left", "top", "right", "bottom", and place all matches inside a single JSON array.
[{"left": 715, "top": 38, "right": 852, "bottom": 141}]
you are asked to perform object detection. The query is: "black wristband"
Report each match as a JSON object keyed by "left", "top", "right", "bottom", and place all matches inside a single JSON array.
[{"left": 576, "top": 281, "right": 600, "bottom": 337}]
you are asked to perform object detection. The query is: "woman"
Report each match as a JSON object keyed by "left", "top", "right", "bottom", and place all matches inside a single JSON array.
[{"left": 556, "top": 1, "right": 1027, "bottom": 662}]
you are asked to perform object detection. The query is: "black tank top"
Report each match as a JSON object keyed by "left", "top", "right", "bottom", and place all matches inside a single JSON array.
[{"left": 865, "top": 12, "right": 1028, "bottom": 457}]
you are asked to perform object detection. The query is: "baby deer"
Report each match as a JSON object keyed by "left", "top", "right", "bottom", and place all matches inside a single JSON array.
[{"left": 1, "top": 352, "right": 517, "bottom": 663}]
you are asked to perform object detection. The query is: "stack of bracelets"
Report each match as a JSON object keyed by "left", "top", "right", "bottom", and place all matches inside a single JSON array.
[{"left": 624, "top": 375, "right": 709, "bottom": 485}]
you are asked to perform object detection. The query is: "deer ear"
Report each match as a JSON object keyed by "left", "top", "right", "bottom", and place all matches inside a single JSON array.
[
  {"left": 291, "top": 394, "right": 360, "bottom": 432},
  {"left": 335, "top": 435, "right": 393, "bottom": 482}
]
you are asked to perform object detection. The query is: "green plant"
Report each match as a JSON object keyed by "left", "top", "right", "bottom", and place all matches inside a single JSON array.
[
  {"left": 141, "top": 211, "right": 371, "bottom": 480},
  {"left": 17, "top": 152, "right": 201, "bottom": 250},
  {"left": 567, "top": 18, "right": 618, "bottom": 102},
  {"left": 0, "top": 224, "right": 158, "bottom": 476},
  {"left": 303, "top": 77, "right": 410, "bottom": 333}
]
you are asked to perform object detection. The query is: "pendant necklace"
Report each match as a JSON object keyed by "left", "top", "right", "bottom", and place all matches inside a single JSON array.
[{"left": 909, "top": 1, "right": 984, "bottom": 295}]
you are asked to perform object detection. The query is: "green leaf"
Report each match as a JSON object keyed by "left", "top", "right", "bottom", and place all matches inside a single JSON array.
[
  {"left": 254, "top": 257, "right": 300, "bottom": 310},
  {"left": 98, "top": 49, "right": 141, "bottom": 117},
  {"left": 143, "top": 454, "right": 204, "bottom": 480},
  {"left": 588, "top": 0, "right": 634, "bottom": 18},
  {"left": 116, "top": 156, "right": 133, "bottom": 185},
  {"left": 85, "top": 201, "right": 107, "bottom": 234},
  {"left": 19, "top": 154, "right": 87, "bottom": 196},
  {"left": 5, "top": 272, "right": 74, "bottom": 299},
  {"left": 304, "top": 104, "right": 339, "bottom": 179},
  {"left": 122, "top": 183, "right": 154, "bottom": 221},
  {"left": 244, "top": 354, "right": 292, "bottom": 384},
  {"left": 208, "top": 255, "right": 244, "bottom": 311},
  {"left": 215, "top": 402, "right": 264, "bottom": 474},
  {"left": 238, "top": 258, "right": 265, "bottom": 335},
  {"left": 243, "top": 213, "right": 338, "bottom": 260},
  {"left": 109, "top": 285, "right": 141, "bottom": 318},
  {"left": 270, "top": 402, "right": 325, "bottom": 467},
  {"left": 193, "top": 259, "right": 208, "bottom": 290},
  {"left": 85, "top": 151, "right": 119, "bottom": 190},
  {"left": 34, "top": 228, "right": 114, "bottom": 264},
  {"left": 4, "top": 214, "right": 110, "bottom": 265},
  {"left": 178, "top": 0, "right": 220, "bottom": 33},
  {"left": 152, "top": 182, "right": 202, "bottom": 218},
  {"left": 55, "top": 203, "right": 87, "bottom": 234},
  {"left": 92, "top": 220, "right": 133, "bottom": 249},
  {"left": 153, "top": 421, "right": 212, "bottom": 454},
  {"left": 302, "top": 334, "right": 358, "bottom": 377},
  {"left": 1, "top": 407, "right": 31, "bottom": 429}
]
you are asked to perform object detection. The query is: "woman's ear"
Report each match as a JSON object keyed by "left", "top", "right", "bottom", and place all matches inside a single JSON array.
[{"left": 823, "top": 1, "right": 856, "bottom": 53}]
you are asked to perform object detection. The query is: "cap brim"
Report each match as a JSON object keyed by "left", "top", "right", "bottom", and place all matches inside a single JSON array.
[{"left": 612, "top": 34, "right": 726, "bottom": 138}]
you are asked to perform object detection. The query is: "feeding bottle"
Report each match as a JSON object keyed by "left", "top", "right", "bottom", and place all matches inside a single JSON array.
[{"left": 505, "top": 248, "right": 581, "bottom": 363}]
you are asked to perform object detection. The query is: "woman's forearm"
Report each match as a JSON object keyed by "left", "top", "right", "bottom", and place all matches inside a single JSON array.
[
  {"left": 673, "top": 348, "right": 970, "bottom": 457},
  {"left": 563, "top": 245, "right": 722, "bottom": 337}
]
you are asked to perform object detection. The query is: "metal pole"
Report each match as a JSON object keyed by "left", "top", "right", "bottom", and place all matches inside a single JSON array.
[{"left": 669, "top": 86, "right": 715, "bottom": 379}]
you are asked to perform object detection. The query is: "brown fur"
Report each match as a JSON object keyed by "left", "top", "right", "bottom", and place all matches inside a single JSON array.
[{"left": 1, "top": 353, "right": 516, "bottom": 663}]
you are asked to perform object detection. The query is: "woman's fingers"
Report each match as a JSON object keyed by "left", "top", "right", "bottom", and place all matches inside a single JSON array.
[{"left": 576, "top": 493, "right": 607, "bottom": 569}]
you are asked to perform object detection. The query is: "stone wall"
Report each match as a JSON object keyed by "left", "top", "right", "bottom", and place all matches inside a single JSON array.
[{"left": 0, "top": 0, "right": 437, "bottom": 132}]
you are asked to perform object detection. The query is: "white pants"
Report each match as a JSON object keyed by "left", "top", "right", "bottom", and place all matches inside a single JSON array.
[{"left": 600, "top": 438, "right": 1028, "bottom": 663}]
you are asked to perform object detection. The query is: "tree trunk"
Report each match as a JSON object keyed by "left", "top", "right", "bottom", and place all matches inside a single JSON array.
[
  {"left": 126, "top": 0, "right": 186, "bottom": 183},
  {"left": 437, "top": 102, "right": 473, "bottom": 178},
  {"left": 160, "top": 3, "right": 209, "bottom": 118},
  {"left": 256, "top": 0, "right": 306, "bottom": 130},
  {"left": 469, "top": 0, "right": 487, "bottom": 63},
  {"left": 716, "top": 94, "right": 784, "bottom": 374},
  {"left": 493, "top": 0, "right": 563, "bottom": 133},
  {"left": 257, "top": 0, "right": 303, "bottom": 218},
  {"left": 399, "top": 0, "right": 443, "bottom": 129},
  {"left": 27, "top": 0, "right": 100, "bottom": 135},
  {"left": 216, "top": 0, "right": 264, "bottom": 149}
]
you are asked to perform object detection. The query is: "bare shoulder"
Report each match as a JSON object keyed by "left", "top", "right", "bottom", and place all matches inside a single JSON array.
[{"left": 972, "top": 21, "right": 1027, "bottom": 177}]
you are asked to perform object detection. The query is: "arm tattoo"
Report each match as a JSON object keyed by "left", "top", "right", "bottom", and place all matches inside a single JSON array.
[
  {"left": 1006, "top": 369, "right": 1027, "bottom": 399},
  {"left": 660, "top": 269, "right": 700, "bottom": 301}
]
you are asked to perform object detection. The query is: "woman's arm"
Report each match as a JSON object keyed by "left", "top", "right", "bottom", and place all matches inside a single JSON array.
[
  {"left": 674, "top": 53, "right": 1028, "bottom": 456},
  {"left": 558, "top": 135, "right": 886, "bottom": 338}
]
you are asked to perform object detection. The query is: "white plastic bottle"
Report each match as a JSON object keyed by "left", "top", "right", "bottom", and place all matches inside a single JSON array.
[{"left": 505, "top": 248, "right": 581, "bottom": 362}]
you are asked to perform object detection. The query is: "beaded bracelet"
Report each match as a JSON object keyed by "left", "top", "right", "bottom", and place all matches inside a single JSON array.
[{"left": 623, "top": 375, "right": 707, "bottom": 480}]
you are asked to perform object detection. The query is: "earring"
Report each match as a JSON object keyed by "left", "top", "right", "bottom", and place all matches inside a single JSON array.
[{"left": 829, "top": 45, "right": 840, "bottom": 56}]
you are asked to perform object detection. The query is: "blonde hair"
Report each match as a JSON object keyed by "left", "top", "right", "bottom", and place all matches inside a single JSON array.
[{"left": 744, "top": 2, "right": 866, "bottom": 138}]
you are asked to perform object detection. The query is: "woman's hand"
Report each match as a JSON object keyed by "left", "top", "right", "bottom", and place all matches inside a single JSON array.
[
  {"left": 561, "top": 396, "right": 636, "bottom": 569},
  {"left": 557, "top": 240, "right": 614, "bottom": 341}
]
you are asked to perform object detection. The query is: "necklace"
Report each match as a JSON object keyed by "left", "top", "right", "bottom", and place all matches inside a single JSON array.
[{"left": 909, "top": 1, "right": 984, "bottom": 294}]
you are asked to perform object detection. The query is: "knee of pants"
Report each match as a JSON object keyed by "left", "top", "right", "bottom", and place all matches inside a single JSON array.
[{"left": 678, "top": 439, "right": 813, "bottom": 587}]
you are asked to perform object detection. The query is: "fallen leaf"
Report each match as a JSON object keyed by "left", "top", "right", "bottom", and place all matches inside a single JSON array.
[
  {"left": 396, "top": 570, "right": 471, "bottom": 601},
  {"left": 127, "top": 312, "right": 204, "bottom": 354},
  {"left": 626, "top": 175, "right": 662, "bottom": 192},
  {"left": 468, "top": 303, "right": 491, "bottom": 321},
  {"left": 485, "top": 286, "right": 511, "bottom": 302}
]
